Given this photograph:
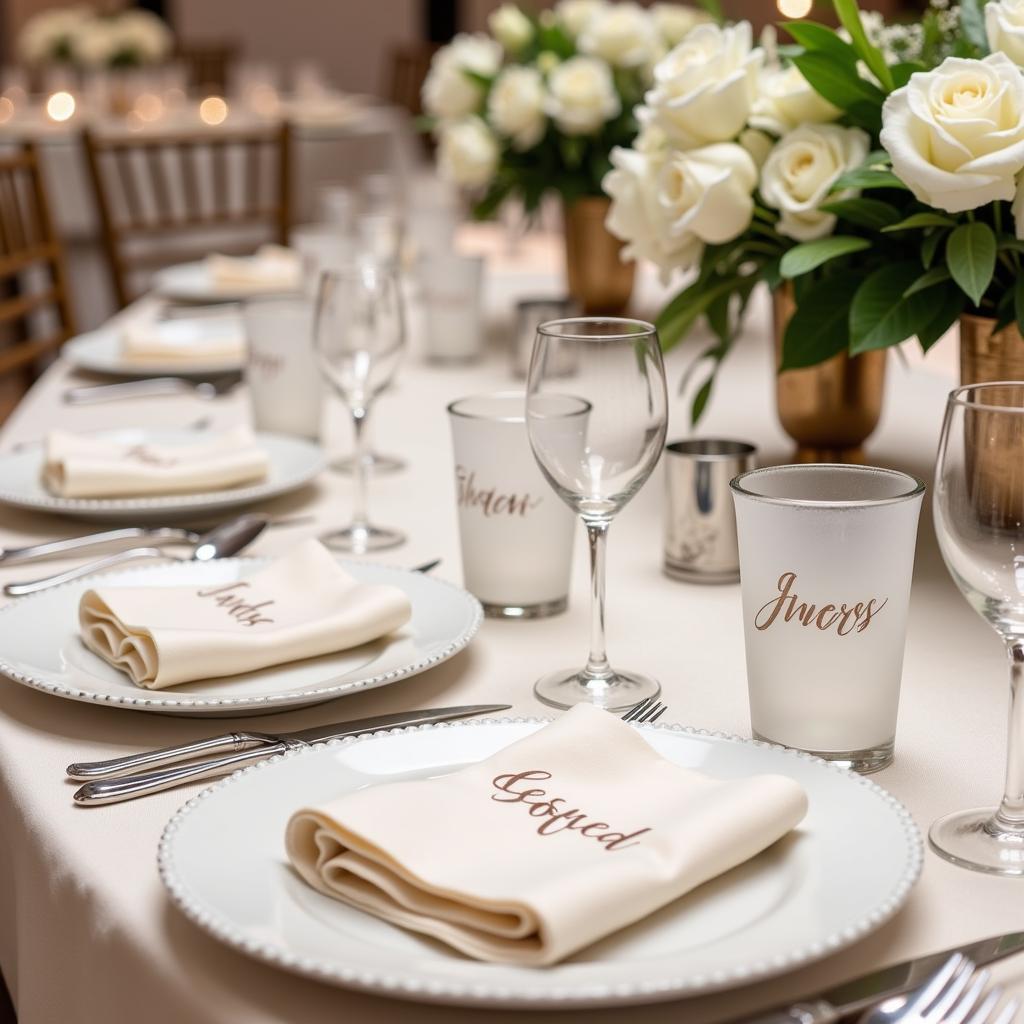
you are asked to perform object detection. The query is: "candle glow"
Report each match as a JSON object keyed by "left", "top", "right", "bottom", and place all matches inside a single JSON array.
[{"left": 46, "top": 91, "right": 76, "bottom": 122}]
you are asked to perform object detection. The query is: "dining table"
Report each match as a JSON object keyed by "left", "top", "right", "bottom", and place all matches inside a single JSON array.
[{"left": 0, "top": 226, "right": 1020, "bottom": 1024}]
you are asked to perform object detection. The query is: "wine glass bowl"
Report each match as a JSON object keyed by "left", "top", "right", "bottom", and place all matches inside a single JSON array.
[
  {"left": 526, "top": 318, "right": 668, "bottom": 711},
  {"left": 932, "top": 381, "right": 1024, "bottom": 875},
  {"left": 314, "top": 261, "right": 406, "bottom": 553}
]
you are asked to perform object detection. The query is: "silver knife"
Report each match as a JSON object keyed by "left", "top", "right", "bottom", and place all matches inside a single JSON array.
[
  {"left": 735, "top": 932, "right": 1024, "bottom": 1024},
  {"left": 68, "top": 704, "right": 511, "bottom": 806}
]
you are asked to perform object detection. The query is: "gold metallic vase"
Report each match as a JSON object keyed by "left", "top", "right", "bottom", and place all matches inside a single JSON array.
[
  {"left": 772, "top": 285, "right": 887, "bottom": 464},
  {"left": 563, "top": 197, "right": 635, "bottom": 317},
  {"left": 959, "top": 313, "right": 1024, "bottom": 384}
]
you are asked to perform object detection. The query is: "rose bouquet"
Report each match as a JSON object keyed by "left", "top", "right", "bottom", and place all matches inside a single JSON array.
[
  {"left": 604, "top": 0, "right": 1024, "bottom": 419},
  {"left": 19, "top": 6, "right": 173, "bottom": 70},
  {"left": 421, "top": 0, "right": 712, "bottom": 214}
]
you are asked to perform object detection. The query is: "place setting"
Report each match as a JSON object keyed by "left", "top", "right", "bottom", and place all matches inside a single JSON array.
[{"left": 5, "top": 0, "right": 1024, "bottom": 1022}]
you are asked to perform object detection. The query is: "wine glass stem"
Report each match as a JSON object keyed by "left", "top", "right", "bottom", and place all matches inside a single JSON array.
[
  {"left": 994, "top": 642, "right": 1024, "bottom": 832},
  {"left": 584, "top": 521, "right": 611, "bottom": 681},
  {"left": 350, "top": 406, "right": 370, "bottom": 529}
]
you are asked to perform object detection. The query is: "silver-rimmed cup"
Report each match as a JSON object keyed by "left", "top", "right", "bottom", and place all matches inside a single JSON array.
[{"left": 664, "top": 439, "right": 756, "bottom": 584}]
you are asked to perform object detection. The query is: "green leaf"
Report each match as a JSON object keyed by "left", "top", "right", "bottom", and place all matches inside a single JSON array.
[
  {"left": 918, "top": 287, "right": 965, "bottom": 351},
  {"left": 947, "top": 222, "right": 997, "bottom": 306},
  {"left": 656, "top": 275, "right": 744, "bottom": 351},
  {"left": 850, "top": 262, "right": 945, "bottom": 353},
  {"left": 783, "top": 21, "right": 859, "bottom": 64},
  {"left": 691, "top": 374, "right": 715, "bottom": 425},
  {"left": 833, "top": 0, "right": 895, "bottom": 92},
  {"left": 1015, "top": 274, "right": 1024, "bottom": 336},
  {"left": 904, "top": 266, "right": 950, "bottom": 297},
  {"left": 959, "top": 0, "right": 990, "bottom": 53},
  {"left": 779, "top": 236, "right": 872, "bottom": 278},
  {"left": 831, "top": 166, "right": 908, "bottom": 191},
  {"left": 694, "top": 0, "right": 725, "bottom": 24},
  {"left": 791, "top": 51, "right": 887, "bottom": 113},
  {"left": 998, "top": 237, "right": 1024, "bottom": 254},
  {"left": 780, "top": 273, "right": 865, "bottom": 370},
  {"left": 891, "top": 61, "right": 925, "bottom": 88},
  {"left": 819, "top": 197, "right": 900, "bottom": 230},
  {"left": 883, "top": 212, "right": 957, "bottom": 232},
  {"left": 922, "top": 228, "right": 947, "bottom": 268}
]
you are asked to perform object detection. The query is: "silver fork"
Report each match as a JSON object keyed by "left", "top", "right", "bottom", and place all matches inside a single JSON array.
[
  {"left": 621, "top": 697, "right": 668, "bottom": 724},
  {"left": 861, "top": 955, "right": 1020, "bottom": 1024},
  {"left": 64, "top": 375, "right": 240, "bottom": 404}
]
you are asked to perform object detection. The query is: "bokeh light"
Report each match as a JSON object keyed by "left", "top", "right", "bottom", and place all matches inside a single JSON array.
[
  {"left": 777, "top": 0, "right": 813, "bottom": 17},
  {"left": 45, "top": 91, "right": 76, "bottom": 122},
  {"left": 199, "top": 96, "right": 228, "bottom": 126}
]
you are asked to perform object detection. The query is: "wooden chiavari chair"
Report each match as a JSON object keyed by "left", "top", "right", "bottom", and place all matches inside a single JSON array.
[
  {"left": 0, "top": 142, "right": 76, "bottom": 422},
  {"left": 83, "top": 122, "right": 292, "bottom": 308}
]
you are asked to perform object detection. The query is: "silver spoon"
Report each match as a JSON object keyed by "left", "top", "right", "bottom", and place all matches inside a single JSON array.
[
  {"left": 4, "top": 514, "right": 269, "bottom": 596},
  {"left": 63, "top": 376, "right": 240, "bottom": 405}
]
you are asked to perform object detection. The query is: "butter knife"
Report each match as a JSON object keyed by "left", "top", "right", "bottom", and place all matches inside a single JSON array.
[
  {"left": 68, "top": 704, "right": 511, "bottom": 806},
  {"left": 734, "top": 931, "right": 1024, "bottom": 1024}
]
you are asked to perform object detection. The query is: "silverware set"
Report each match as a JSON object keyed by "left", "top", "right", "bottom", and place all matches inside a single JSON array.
[{"left": 64, "top": 375, "right": 241, "bottom": 405}]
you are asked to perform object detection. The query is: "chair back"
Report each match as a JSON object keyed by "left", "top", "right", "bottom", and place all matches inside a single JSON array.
[{"left": 83, "top": 122, "right": 291, "bottom": 307}]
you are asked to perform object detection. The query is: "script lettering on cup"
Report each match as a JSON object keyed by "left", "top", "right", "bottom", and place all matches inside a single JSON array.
[
  {"left": 456, "top": 466, "right": 543, "bottom": 519},
  {"left": 754, "top": 571, "right": 887, "bottom": 636}
]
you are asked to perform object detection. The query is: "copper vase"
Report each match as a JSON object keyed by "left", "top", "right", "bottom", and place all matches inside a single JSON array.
[
  {"left": 562, "top": 197, "right": 635, "bottom": 316},
  {"left": 958, "top": 315, "right": 1024, "bottom": 528},
  {"left": 772, "top": 285, "right": 887, "bottom": 464}
]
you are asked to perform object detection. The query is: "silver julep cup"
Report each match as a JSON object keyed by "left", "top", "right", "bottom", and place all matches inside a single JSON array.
[
  {"left": 511, "top": 297, "right": 579, "bottom": 378},
  {"left": 663, "top": 439, "right": 757, "bottom": 583}
]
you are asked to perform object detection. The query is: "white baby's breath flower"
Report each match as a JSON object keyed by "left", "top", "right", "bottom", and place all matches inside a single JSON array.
[
  {"left": 422, "top": 34, "right": 502, "bottom": 121},
  {"left": 545, "top": 55, "right": 621, "bottom": 135},
  {"left": 536, "top": 50, "right": 561, "bottom": 75},
  {"left": 488, "top": 66, "right": 547, "bottom": 150},
  {"left": 880, "top": 53, "right": 1024, "bottom": 213},
  {"left": 578, "top": 3, "right": 661, "bottom": 69},
  {"left": 437, "top": 117, "right": 500, "bottom": 189},
  {"left": 760, "top": 124, "right": 870, "bottom": 240},
  {"left": 641, "top": 22, "right": 763, "bottom": 148}
]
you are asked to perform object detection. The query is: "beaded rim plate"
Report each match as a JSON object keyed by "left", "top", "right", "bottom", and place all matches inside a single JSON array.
[
  {"left": 158, "top": 718, "right": 923, "bottom": 1008},
  {"left": 0, "top": 428, "right": 325, "bottom": 523},
  {"left": 0, "top": 558, "right": 482, "bottom": 716}
]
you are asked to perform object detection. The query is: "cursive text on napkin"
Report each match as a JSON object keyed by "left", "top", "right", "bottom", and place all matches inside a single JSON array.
[
  {"left": 195, "top": 582, "right": 275, "bottom": 626},
  {"left": 491, "top": 770, "right": 651, "bottom": 851},
  {"left": 754, "top": 571, "right": 886, "bottom": 636}
]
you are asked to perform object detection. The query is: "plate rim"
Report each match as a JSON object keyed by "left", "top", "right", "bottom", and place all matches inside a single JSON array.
[
  {"left": 0, "top": 557, "right": 483, "bottom": 712},
  {"left": 0, "top": 429, "right": 325, "bottom": 514},
  {"left": 157, "top": 717, "right": 924, "bottom": 1009},
  {"left": 63, "top": 328, "right": 244, "bottom": 379}
]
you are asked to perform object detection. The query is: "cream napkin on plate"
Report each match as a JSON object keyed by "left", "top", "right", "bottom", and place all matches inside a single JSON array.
[
  {"left": 79, "top": 539, "right": 412, "bottom": 689},
  {"left": 121, "top": 315, "right": 246, "bottom": 365},
  {"left": 43, "top": 426, "right": 269, "bottom": 498},
  {"left": 205, "top": 244, "right": 302, "bottom": 294},
  {"left": 285, "top": 703, "right": 808, "bottom": 966}
]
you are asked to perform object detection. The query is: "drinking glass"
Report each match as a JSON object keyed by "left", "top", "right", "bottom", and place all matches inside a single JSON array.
[
  {"left": 314, "top": 262, "right": 406, "bottom": 552},
  {"left": 526, "top": 318, "right": 668, "bottom": 710},
  {"left": 932, "top": 381, "right": 1024, "bottom": 875}
]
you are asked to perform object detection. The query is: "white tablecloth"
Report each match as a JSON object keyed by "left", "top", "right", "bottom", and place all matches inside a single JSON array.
[{"left": 0, "top": 246, "right": 1021, "bottom": 1023}]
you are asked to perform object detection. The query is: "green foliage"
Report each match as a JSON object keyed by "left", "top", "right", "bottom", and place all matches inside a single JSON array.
[
  {"left": 849, "top": 262, "right": 941, "bottom": 353},
  {"left": 958, "top": 0, "right": 991, "bottom": 54},
  {"left": 780, "top": 274, "right": 864, "bottom": 370},
  {"left": 947, "top": 222, "right": 997, "bottom": 307},
  {"left": 779, "top": 236, "right": 872, "bottom": 277},
  {"left": 833, "top": 0, "right": 894, "bottom": 91},
  {"left": 818, "top": 197, "right": 900, "bottom": 230}
]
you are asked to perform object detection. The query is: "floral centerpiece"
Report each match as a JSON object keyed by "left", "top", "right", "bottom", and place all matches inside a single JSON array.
[
  {"left": 19, "top": 6, "right": 173, "bottom": 69},
  {"left": 421, "top": 0, "right": 713, "bottom": 312},
  {"left": 604, "top": 0, "right": 1024, "bottom": 437}
]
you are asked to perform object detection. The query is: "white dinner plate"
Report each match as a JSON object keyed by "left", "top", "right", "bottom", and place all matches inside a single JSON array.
[
  {"left": 0, "top": 428, "right": 324, "bottom": 522},
  {"left": 152, "top": 261, "right": 301, "bottom": 303},
  {"left": 0, "top": 558, "right": 481, "bottom": 716},
  {"left": 63, "top": 318, "right": 245, "bottom": 378},
  {"left": 159, "top": 719, "right": 922, "bottom": 1008}
]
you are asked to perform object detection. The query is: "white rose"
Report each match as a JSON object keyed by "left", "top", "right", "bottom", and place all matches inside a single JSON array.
[
  {"left": 422, "top": 34, "right": 502, "bottom": 121},
  {"left": 880, "top": 53, "right": 1024, "bottom": 213},
  {"left": 739, "top": 127, "right": 773, "bottom": 167},
  {"left": 545, "top": 56, "right": 621, "bottom": 135},
  {"left": 489, "top": 4, "right": 533, "bottom": 53},
  {"left": 437, "top": 117, "right": 500, "bottom": 189},
  {"left": 488, "top": 66, "right": 546, "bottom": 150},
  {"left": 18, "top": 7, "right": 89, "bottom": 63},
  {"left": 71, "top": 21, "right": 119, "bottom": 69},
  {"left": 604, "top": 142, "right": 757, "bottom": 282},
  {"left": 988, "top": 0, "right": 1024, "bottom": 66},
  {"left": 760, "top": 124, "right": 870, "bottom": 241},
  {"left": 578, "top": 3, "right": 660, "bottom": 69},
  {"left": 555, "top": 0, "right": 607, "bottom": 38},
  {"left": 640, "top": 22, "right": 763, "bottom": 148},
  {"left": 749, "top": 64, "right": 841, "bottom": 137},
  {"left": 114, "top": 11, "right": 173, "bottom": 63},
  {"left": 651, "top": 3, "right": 711, "bottom": 46}
]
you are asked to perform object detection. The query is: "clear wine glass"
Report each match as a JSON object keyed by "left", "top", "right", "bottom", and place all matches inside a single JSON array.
[
  {"left": 314, "top": 261, "right": 406, "bottom": 553},
  {"left": 526, "top": 317, "right": 668, "bottom": 710},
  {"left": 933, "top": 381, "right": 1024, "bottom": 875}
]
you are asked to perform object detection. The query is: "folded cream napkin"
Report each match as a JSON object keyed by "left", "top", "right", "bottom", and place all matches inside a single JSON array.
[
  {"left": 285, "top": 703, "right": 808, "bottom": 966},
  {"left": 43, "top": 426, "right": 269, "bottom": 499},
  {"left": 79, "top": 539, "right": 412, "bottom": 689},
  {"left": 121, "top": 315, "right": 246, "bottom": 365},
  {"left": 205, "top": 244, "right": 302, "bottom": 293}
]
